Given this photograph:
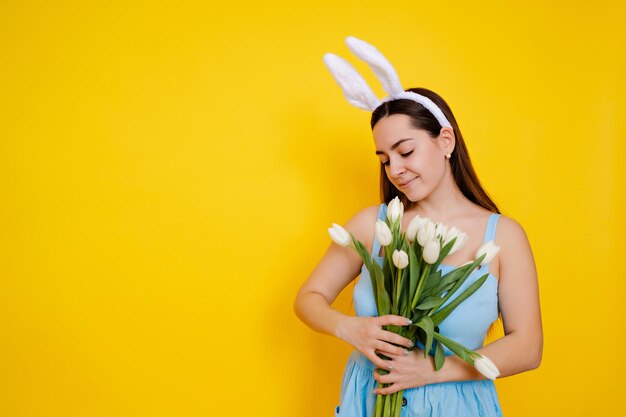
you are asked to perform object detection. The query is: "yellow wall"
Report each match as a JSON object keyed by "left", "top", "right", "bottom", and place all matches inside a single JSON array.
[{"left": 1, "top": 1, "right": 624, "bottom": 416}]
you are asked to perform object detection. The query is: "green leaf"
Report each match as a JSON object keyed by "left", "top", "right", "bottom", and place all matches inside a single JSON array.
[
  {"left": 431, "top": 274, "right": 489, "bottom": 325},
  {"left": 385, "top": 324, "right": 403, "bottom": 334},
  {"left": 410, "top": 309, "right": 424, "bottom": 324},
  {"left": 349, "top": 235, "right": 382, "bottom": 310},
  {"left": 427, "top": 259, "right": 483, "bottom": 316},
  {"left": 410, "top": 263, "right": 431, "bottom": 310},
  {"left": 432, "top": 332, "right": 475, "bottom": 366},
  {"left": 372, "top": 260, "right": 391, "bottom": 316},
  {"left": 436, "top": 236, "right": 457, "bottom": 265},
  {"left": 436, "top": 264, "right": 473, "bottom": 293},
  {"left": 416, "top": 296, "right": 444, "bottom": 310},
  {"left": 415, "top": 316, "right": 434, "bottom": 357},
  {"left": 405, "top": 324, "right": 419, "bottom": 343},
  {"left": 434, "top": 340, "right": 445, "bottom": 370},
  {"left": 421, "top": 269, "right": 442, "bottom": 298},
  {"left": 408, "top": 243, "right": 420, "bottom": 302}
]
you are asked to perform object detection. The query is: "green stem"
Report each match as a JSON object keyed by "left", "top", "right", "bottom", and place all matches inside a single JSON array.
[
  {"left": 383, "top": 388, "right": 390, "bottom": 416},
  {"left": 395, "top": 268, "right": 402, "bottom": 308},
  {"left": 394, "top": 390, "right": 403, "bottom": 417},
  {"left": 375, "top": 394, "right": 383, "bottom": 417},
  {"left": 411, "top": 263, "right": 430, "bottom": 309}
]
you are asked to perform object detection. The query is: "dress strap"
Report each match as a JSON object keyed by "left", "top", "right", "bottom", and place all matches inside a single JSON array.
[
  {"left": 481, "top": 213, "right": 501, "bottom": 269},
  {"left": 372, "top": 203, "right": 388, "bottom": 258},
  {"left": 482, "top": 213, "right": 501, "bottom": 244}
]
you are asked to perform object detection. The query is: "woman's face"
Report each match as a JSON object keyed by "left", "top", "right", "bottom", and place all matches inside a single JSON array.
[{"left": 372, "top": 113, "right": 451, "bottom": 202}]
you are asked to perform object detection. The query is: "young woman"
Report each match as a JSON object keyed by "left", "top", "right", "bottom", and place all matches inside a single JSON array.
[{"left": 293, "top": 86, "right": 543, "bottom": 416}]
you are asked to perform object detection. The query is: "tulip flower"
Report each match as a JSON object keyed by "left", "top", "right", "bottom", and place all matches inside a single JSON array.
[
  {"left": 392, "top": 249, "right": 409, "bottom": 269},
  {"left": 328, "top": 223, "right": 351, "bottom": 247},
  {"left": 406, "top": 215, "right": 426, "bottom": 242},
  {"left": 387, "top": 196, "right": 404, "bottom": 223},
  {"left": 441, "top": 226, "right": 458, "bottom": 246},
  {"left": 417, "top": 219, "right": 436, "bottom": 246},
  {"left": 435, "top": 222, "right": 449, "bottom": 240},
  {"left": 422, "top": 238, "right": 441, "bottom": 264},
  {"left": 475, "top": 240, "right": 500, "bottom": 266},
  {"left": 375, "top": 220, "right": 393, "bottom": 246},
  {"left": 473, "top": 354, "right": 500, "bottom": 380},
  {"left": 448, "top": 230, "right": 468, "bottom": 255}
]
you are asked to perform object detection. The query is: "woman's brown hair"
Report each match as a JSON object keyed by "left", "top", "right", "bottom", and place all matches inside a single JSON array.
[{"left": 371, "top": 87, "right": 500, "bottom": 214}]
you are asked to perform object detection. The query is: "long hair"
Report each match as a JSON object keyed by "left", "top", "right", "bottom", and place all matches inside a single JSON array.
[{"left": 371, "top": 87, "right": 500, "bottom": 214}]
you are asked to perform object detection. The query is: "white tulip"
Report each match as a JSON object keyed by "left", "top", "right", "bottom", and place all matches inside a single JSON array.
[
  {"left": 473, "top": 355, "right": 500, "bottom": 380},
  {"left": 328, "top": 223, "right": 351, "bottom": 247},
  {"left": 441, "top": 226, "right": 459, "bottom": 246},
  {"left": 475, "top": 240, "right": 501, "bottom": 266},
  {"left": 392, "top": 249, "right": 409, "bottom": 269},
  {"left": 375, "top": 220, "right": 393, "bottom": 247},
  {"left": 417, "top": 219, "right": 436, "bottom": 246},
  {"left": 387, "top": 197, "right": 404, "bottom": 223},
  {"left": 422, "top": 238, "right": 441, "bottom": 264},
  {"left": 406, "top": 215, "right": 426, "bottom": 242},
  {"left": 448, "top": 231, "right": 468, "bottom": 255},
  {"left": 435, "top": 222, "right": 449, "bottom": 240}
]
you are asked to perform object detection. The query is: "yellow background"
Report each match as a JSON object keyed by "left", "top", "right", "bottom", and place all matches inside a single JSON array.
[{"left": 1, "top": 1, "right": 624, "bottom": 416}]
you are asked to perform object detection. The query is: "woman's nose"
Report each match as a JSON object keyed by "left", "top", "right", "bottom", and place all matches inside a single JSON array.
[{"left": 389, "top": 158, "right": 405, "bottom": 177}]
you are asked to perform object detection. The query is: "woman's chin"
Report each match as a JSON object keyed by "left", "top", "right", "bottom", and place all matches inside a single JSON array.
[{"left": 401, "top": 187, "right": 429, "bottom": 202}]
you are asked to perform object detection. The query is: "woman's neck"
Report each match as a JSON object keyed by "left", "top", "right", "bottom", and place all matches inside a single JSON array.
[{"left": 405, "top": 182, "right": 471, "bottom": 222}]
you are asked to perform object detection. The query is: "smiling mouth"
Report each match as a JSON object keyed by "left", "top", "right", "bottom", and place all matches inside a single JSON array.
[{"left": 398, "top": 177, "right": 417, "bottom": 187}]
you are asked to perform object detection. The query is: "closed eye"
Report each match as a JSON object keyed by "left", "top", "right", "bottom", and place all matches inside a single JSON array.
[{"left": 382, "top": 151, "right": 413, "bottom": 166}]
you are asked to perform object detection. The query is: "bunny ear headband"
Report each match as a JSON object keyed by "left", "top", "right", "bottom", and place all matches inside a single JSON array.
[{"left": 323, "top": 36, "right": 452, "bottom": 129}]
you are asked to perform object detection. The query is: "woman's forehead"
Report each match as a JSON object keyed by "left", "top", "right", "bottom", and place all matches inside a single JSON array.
[{"left": 374, "top": 116, "right": 429, "bottom": 148}]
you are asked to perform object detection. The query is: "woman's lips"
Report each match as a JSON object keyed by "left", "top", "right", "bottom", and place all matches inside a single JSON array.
[{"left": 399, "top": 177, "right": 417, "bottom": 187}]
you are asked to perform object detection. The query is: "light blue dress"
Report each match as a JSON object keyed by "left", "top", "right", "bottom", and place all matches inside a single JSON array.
[{"left": 335, "top": 203, "right": 503, "bottom": 417}]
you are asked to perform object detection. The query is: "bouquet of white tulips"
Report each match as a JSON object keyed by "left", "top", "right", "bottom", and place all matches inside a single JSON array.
[{"left": 328, "top": 197, "right": 501, "bottom": 417}]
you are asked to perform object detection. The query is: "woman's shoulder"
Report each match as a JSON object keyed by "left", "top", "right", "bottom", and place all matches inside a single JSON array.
[
  {"left": 493, "top": 213, "right": 533, "bottom": 261},
  {"left": 494, "top": 213, "right": 528, "bottom": 240},
  {"left": 342, "top": 204, "right": 383, "bottom": 248}
]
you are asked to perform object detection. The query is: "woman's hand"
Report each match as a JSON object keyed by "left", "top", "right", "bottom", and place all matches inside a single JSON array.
[
  {"left": 335, "top": 315, "right": 414, "bottom": 371},
  {"left": 372, "top": 347, "right": 437, "bottom": 394}
]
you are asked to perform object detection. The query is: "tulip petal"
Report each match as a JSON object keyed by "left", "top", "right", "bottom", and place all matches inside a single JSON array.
[{"left": 474, "top": 355, "right": 500, "bottom": 380}]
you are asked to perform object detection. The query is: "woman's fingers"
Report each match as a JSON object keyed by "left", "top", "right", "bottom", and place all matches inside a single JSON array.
[
  {"left": 373, "top": 368, "right": 393, "bottom": 384},
  {"left": 379, "top": 329, "right": 414, "bottom": 349},
  {"left": 375, "top": 315, "right": 414, "bottom": 347},
  {"left": 366, "top": 350, "right": 394, "bottom": 370},
  {"left": 374, "top": 340, "right": 410, "bottom": 357},
  {"left": 377, "top": 314, "right": 412, "bottom": 327},
  {"left": 374, "top": 382, "right": 402, "bottom": 395}
]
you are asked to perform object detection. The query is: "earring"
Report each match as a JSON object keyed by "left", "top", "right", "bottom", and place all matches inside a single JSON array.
[{"left": 446, "top": 153, "right": 451, "bottom": 159}]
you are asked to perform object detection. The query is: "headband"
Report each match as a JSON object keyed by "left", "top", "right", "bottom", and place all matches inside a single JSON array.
[{"left": 323, "top": 36, "right": 452, "bottom": 129}]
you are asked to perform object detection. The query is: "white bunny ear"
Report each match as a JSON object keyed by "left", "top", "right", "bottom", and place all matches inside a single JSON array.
[
  {"left": 345, "top": 36, "right": 404, "bottom": 96},
  {"left": 323, "top": 53, "right": 381, "bottom": 111}
]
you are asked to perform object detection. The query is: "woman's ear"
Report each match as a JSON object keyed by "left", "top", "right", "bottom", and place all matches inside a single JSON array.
[{"left": 438, "top": 127, "right": 456, "bottom": 154}]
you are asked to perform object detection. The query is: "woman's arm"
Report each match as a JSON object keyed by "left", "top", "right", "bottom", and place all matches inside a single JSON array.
[
  {"left": 293, "top": 206, "right": 414, "bottom": 368},
  {"left": 373, "top": 215, "right": 543, "bottom": 393}
]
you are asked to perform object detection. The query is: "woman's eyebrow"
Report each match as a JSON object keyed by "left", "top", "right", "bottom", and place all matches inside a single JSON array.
[{"left": 375, "top": 138, "right": 414, "bottom": 155}]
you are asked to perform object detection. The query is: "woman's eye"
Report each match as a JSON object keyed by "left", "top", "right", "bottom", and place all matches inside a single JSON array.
[{"left": 382, "top": 151, "right": 413, "bottom": 167}]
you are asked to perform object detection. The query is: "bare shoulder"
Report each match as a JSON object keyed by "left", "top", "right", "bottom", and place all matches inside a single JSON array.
[
  {"left": 494, "top": 214, "right": 536, "bottom": 277},
  {"left": 495, "top": 214, "right": 530, "bottom": 247},
  {"left": 343, "top": 204, "right": 382, "bottom": 250}
]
